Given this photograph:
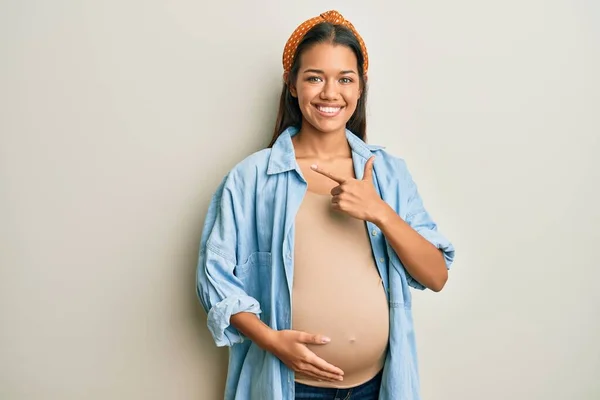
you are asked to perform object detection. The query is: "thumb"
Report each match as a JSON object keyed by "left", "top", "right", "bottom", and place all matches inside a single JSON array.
[
  {"left": 299, "top": 332, "right": 331, "bottom": 345},
  {"left": 363, "top": 156, "right": 375, "bottom": 181}
]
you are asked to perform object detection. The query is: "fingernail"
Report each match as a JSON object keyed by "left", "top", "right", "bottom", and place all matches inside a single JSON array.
[
  {"left": 322, "top": 337, "right": 331, "bottom": 343},
  {"left": 310, "top": 164, "right": 317, "bottom": 170}
]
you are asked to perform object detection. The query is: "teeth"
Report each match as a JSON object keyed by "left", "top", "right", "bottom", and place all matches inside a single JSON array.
[{"left": 317, "top": 106, "right": 341, "bottom": 114}]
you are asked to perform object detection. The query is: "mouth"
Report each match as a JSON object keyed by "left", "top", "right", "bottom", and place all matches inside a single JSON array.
[{"left": 313, "top": 104, "right": 344, "bottom": 117}]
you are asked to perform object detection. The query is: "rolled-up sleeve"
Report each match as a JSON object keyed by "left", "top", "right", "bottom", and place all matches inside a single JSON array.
[
  {"left": 399, "top": 159, "right": 456, "bottom": 290},
  {"left": 196, "top": 175, "right": 261, "bottom": 346}
]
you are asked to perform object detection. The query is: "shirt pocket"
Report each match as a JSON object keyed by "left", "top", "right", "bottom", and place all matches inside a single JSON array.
[{"left": 235, "top": 251, "right": 272, "bottom": 299}]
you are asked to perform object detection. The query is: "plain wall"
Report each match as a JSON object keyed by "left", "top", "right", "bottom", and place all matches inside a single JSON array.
[{"left": 1, "top": 1, "right": 598, "bottom": 399}]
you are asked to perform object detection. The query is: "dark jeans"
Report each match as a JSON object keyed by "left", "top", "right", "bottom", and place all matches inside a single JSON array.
[{"left": 295, "top": 370, "right": 382, "bottom": 399}]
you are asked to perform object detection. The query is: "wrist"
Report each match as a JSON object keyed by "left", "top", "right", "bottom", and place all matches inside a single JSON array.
[
  {"left": 371, "top": 200, "right": 394, "bottom": 226},
  {"left": 257, "top": 326, "right": 279, "bottom": 353}
]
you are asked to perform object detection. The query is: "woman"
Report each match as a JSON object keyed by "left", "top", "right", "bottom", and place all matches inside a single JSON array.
[{"left": 197, "top": 10, "right": 455, "bottom": 400}]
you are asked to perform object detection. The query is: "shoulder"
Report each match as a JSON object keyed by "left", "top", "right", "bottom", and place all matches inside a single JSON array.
[
  {"left": 232, "top": 148, "right": 271, "bottom": 175},
  {"left": 220, "top": 148, "right": 272, "bottom": 190},
  {"left": 367, "top": 144, "right": 410, "bottom": 177}
]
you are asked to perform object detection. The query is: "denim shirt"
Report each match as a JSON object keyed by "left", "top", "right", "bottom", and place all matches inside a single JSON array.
[{"left": 196, "top": 126, "right": 455, "bottom": 400}]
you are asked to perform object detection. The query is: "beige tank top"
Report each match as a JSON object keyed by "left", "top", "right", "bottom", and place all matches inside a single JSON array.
[{"left": 292, "top": 191, "right": 389, "bottom": 388}]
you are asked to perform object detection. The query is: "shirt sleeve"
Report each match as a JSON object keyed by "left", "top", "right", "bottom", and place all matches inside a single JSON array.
[
  {"left": 196, "top": 174, "right": 262, "bottom": 347},
  {"left": 398, "top": 159, "right": 456, "bottom": 290}
]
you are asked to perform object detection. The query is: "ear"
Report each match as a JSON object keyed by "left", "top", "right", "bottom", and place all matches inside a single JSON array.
[
  {"left": 283, "top": 72, "right": 297, "bottom": 97},
  {"left": 289, "top": 84, "right": 298, "bottom": 98}
]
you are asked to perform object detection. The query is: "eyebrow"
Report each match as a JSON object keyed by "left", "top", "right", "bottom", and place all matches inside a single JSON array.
[{"left": 302, "top": 69, "right": 357, "bottom": 75}]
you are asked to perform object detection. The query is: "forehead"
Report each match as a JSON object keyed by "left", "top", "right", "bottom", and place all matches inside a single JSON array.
[{"left": 299, "top": 43, "right": 358, "bottom": 71}]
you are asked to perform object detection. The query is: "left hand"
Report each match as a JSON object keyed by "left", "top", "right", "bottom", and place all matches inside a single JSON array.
[{"left": 310, "top": 156, "right": 388, "bottom": 223}]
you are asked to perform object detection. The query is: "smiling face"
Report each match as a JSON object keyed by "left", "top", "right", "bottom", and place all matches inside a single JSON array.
[{"left": 290, "top": 42, "right": 362, "bottom": 136}]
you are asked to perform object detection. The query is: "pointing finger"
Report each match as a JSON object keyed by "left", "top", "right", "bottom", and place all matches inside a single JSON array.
[{"left": 310, "top": 164, "right": 346, "bottom": 184}]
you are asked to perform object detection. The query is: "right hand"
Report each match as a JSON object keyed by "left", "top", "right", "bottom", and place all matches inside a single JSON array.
[{"left": 267, "top": 330, "right": 344, "bottom": 382}]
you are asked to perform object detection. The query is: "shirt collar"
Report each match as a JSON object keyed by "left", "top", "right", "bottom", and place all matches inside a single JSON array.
[{"left": 267, "top": 126, "right": 384, "bottom": 175}]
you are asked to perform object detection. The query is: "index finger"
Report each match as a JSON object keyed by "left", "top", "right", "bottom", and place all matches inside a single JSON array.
[
  {"left": 310, "top": 164, "right": 346, "bottom": 184},
  {"left": 306, "top": 352, "right": 344, "bottom": 376}
]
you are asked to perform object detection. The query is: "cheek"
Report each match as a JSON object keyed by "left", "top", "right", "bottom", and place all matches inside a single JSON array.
[
  {"left": 298, "top": 86, "right": 319, "bottom": 105},
  {"left": 344, "top": 88, "right": 361, "bottom": 107}
]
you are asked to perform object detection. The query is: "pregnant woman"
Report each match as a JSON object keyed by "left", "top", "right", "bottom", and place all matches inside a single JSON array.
[{"left": 196, "top": 10, "right": 455, "bottom": 400}]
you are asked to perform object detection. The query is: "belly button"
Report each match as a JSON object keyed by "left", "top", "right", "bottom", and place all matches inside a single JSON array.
[{"left": 349, "top": 337, "right": 356, "bottom": 343}]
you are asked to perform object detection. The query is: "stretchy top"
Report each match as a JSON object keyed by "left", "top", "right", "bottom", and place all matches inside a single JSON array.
[{"left": 292, "top": 191, "right": 389, "bottom": 388}]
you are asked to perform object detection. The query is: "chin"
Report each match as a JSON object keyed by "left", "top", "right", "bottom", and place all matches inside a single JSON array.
[{"left": 305, "top": 117, "right": 349, "bottom": 135}]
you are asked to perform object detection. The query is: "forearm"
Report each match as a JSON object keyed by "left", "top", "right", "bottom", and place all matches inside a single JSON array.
[
  {"left": 230, "top": 312, "right": 277, "bottom": 351},
  {"left": 374, "top": 203, "right": 448, "bottom": 292}
]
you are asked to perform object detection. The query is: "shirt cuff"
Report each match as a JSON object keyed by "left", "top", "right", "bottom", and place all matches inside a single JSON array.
[{"left": 207, "top": 295, "right": 262, "bottom": 347}]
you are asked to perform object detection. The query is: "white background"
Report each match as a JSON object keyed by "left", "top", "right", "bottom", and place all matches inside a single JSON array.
[{"left": 1, "top": 1, "right": 598, "bottom": 399}]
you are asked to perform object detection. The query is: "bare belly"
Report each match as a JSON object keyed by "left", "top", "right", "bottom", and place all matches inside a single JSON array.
[{"left": 292, "top": 272, "right": 389, "bottom": 388}]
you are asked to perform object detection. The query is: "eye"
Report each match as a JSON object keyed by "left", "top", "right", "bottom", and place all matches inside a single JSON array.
[
  {"left": 340, "top": 77, "right": 353, "bottom": 84},
  {"left": 307, "top": 76, "right": 323, "bottom": 83}
]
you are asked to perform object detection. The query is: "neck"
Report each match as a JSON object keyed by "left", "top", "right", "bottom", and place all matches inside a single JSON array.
[{"left": 293, "top": 122, "right": 351, "bottom": 159}]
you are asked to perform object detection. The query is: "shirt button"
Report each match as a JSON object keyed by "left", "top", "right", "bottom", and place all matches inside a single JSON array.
[
  {"left": 372, "top": 229, "right": 378, "bottom": 236},
  {"left": 379, "top": 257, "right": 385, "bottom": 263}
]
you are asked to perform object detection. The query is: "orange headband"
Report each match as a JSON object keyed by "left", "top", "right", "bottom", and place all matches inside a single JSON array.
[{"left": 282, "top": 10, "right": 369, "bottom": 75}]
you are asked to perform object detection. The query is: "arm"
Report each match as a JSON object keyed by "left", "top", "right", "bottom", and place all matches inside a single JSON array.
[
  {"left": 229, "top": 312, "right": 276, "bottom": 350},
  {"left": 375, "top": 158, "right": 455, "bottom": 292},
  {"left": 374, "top": 205, "right": 448, "bottom": 292},
  {"left": 196, "top": 175, "right": 262, "bottom": 347},
  {"left": 310, "top": 156, "right": 455, "bottom": 292}
]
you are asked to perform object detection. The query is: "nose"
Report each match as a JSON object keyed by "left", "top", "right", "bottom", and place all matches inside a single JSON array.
[{"left": 320, "top": 79, "right": 339, "bottom": 101}]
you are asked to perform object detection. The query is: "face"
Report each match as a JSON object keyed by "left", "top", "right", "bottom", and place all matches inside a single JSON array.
[{"left": 290, "top": 43, "right": 362, "bottom": 135}]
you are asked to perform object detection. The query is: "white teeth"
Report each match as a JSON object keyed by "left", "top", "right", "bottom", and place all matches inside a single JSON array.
[{"left": 317, "top": 106, "right": 341, "bottom": 114}]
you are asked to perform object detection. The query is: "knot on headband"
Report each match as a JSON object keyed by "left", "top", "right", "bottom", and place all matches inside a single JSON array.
[
  {"left": 320, "top": 10, "right": 345, "bottom": 24},
  {"left": 282, "top": 10, "right": 369, "bottom": 75}
]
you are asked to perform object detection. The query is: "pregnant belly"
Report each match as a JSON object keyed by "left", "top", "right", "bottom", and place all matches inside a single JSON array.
[{"left": 292, "top": 283, "right": 389, "bottom": 388}]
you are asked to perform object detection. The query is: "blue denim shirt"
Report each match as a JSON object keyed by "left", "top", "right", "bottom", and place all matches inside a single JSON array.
[{"left": 196, "top": 126, "right": 455, "bottom": 400}]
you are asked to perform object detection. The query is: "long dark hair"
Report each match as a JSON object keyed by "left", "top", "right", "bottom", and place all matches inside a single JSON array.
[{"left": 268, "top": 22, "right": 368, "bottom": 147}]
